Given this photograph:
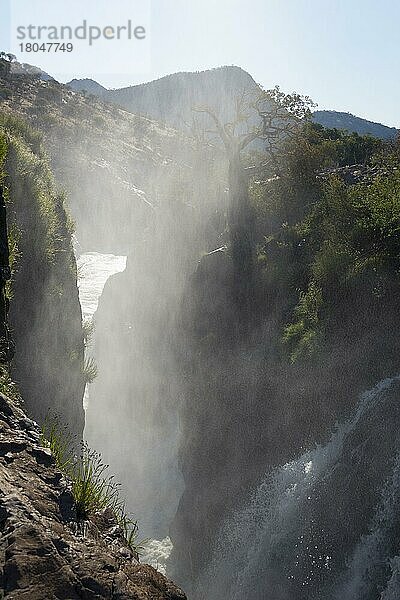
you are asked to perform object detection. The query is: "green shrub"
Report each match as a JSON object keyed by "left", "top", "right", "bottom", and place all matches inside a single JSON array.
[
  {"left": 70, "top": 443, "right": 122, "bottom": 519},
  {"left": 0, "top": 112, "right": 43, "bottom": 155},
  {"left": 283, "top": 282, "right": 322, "bottom": 362}
]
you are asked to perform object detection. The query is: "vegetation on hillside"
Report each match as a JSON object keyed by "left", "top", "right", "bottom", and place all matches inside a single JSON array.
[
  {"left": 0, "top": 111, "right": 85, "bottom": 432},
  {"left": 248, "top": 121, "right": 400, "bottom": 365}
]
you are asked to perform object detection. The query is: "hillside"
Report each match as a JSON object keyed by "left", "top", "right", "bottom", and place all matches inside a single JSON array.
[
  {"left": 68, "top": 66, "right": 259, "bottom": 132},
  {"left": 67, "top": 78, "right": 108, "bottom": 96},
  {"left": 0, "top": 70, "right": 211, "bottom": 252},
  {"left": 313, "top": 109, "right": 398, "bottom": 140},
  {"left": 10, "top": 61, "right": 54, "bottom": 81},
  {"left": 67, "top": 66, "right": 398, "bottom": 140}
]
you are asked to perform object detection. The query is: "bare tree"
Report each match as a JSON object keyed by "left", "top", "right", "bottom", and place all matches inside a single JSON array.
[{"left": 194, "top": 87, "right": 315, "bottom": 325}]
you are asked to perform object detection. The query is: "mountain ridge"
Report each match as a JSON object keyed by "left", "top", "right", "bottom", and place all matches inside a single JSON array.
[
  {"left": 66, "top": 66, "right": 398, "bottom": 140},
  {"left": 8, "top": 61, "right": 396, "bottom": 139},
  {"left": 313, "top": 109, "right": 398, "bottom": 140}
]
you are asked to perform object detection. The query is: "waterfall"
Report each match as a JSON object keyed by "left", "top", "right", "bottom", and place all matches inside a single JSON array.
[
  {"left": 75, "top": 255, "right": 400, "bottom": 594},
  {"left": 77, "top": 252, "right": 127, "bottom": 323},
  {"left": 76, "top": 251, "right": 127, "bottom": 410},
  {"left": 76, "top": 250, "right": 176, "bottom": 575},
  {"left": 195, "top": 376, "right": 400, "bottom": 600},
  {"left": 334, "top": 451, "right": 400, "bottom": 599}
]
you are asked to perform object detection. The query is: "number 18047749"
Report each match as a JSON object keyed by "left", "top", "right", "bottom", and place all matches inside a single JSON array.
[{"left": 19, "top": 43, "right": 74, "bottom": 52}]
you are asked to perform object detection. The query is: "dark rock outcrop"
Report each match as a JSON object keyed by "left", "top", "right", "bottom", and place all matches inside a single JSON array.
[{"left": 0, "top": 391, "right": 187, "bottom": 600}]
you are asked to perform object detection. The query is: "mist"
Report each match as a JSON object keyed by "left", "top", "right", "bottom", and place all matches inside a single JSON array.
[
  {"left": 62, "top": 75, "right": 232, "bottom": 570},
  {"left": 52, "top": 69, "right": 400, "bottom": 598},
  {"left": 4, "top": 60, "right": 400, "bottom": 600}
]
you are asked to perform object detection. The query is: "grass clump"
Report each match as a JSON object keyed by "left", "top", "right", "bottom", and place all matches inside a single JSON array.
[
  {"left": 82, "top": 356, "right": 98, "bottom": 384},
  {"left": 82, "top": 319, "right": 95, "bottom": 347},
  {"left": 41, "top": 413, "right": 75, "bottom": 472},
  {"left": 71, "top": 443, "right": 121, "bottom": 520},
  {"left": 41, "top": 416, "right": 142, "bottom": 554}
]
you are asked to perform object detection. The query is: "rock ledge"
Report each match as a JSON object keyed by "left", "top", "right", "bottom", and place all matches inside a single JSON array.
[{"left": 0, "top": 393, "right": 186, "bottom": 600}]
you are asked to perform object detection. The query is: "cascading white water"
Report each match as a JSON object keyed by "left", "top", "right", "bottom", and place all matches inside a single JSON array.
[
  {"left": 196, "top": 376, "right": 400, "bottom": 600},
  {"left": 381, "top": 555, "right": 400, "bottom": 599},
  {"left": 77, "top": 252, "right": 127, "bottom": 323},
  {"left": 76, "top": 250, "right": 174, "bottom": 575},
  {"left": 75, "top": 251, "right": 400, "bottom": 592},
  {"left": 141, "top": 537, "right": 174, "bottom": 575},
  {"left": 77, "top": 252, "right": 127, "bottom": 410},
  {"left": 333, "top": 450, "right": 400, "bottom": 599}
]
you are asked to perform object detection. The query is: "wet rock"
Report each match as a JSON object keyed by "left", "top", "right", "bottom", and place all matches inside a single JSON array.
[{"left": 0, "top": 392, "right": 187, "bottom": 599}]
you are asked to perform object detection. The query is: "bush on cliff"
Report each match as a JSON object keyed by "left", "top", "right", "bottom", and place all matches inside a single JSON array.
[{"left": 251, "top": 125, "right": 400, "bottom": 364}]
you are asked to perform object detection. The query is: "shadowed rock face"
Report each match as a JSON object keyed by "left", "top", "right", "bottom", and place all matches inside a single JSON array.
[
  {"left": 168, "top": 234, "right": 400, "bottom": 594},
  {"left": 0, "top": 392, "right": 187, "bottom": 600}
]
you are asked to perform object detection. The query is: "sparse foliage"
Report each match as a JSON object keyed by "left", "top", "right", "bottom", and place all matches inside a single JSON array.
[
  {"left": 71, "top": 443, "right": 122, "bottom": 520},
  {"left": 41, "top": 417, "right": 143, "bottom": 553},
  {"left": 82, "top": 319, "right": 95, "bottom": 347},
  {"left": 194, "top": 85, "right": 316, "bottom": 158},
  {"left": 82, "top": 356, "right": 98, "bottom": 384},
  {"left": 0, "top": 365, "right": 21, "bottom": 402}
]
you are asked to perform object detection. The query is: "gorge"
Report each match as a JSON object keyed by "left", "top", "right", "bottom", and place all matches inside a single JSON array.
[{"left": 1, "top": 59, "right": 400, "bottom": 600}]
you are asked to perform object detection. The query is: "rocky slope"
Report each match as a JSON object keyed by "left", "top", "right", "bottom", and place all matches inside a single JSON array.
[
  {"left": 67, "top": 67, "right": 398, "bottom": 141},
  {"left": 0, "top": 390, "right": 187, "bottom": 600},
  {"left": 313, "top": 109, "right": 398, "bottom": 140},
  {"left": 0, "top": 71, "right": 208, "bottom": 253}
]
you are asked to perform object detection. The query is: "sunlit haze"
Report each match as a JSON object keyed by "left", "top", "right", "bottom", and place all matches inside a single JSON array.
[{"left": 2, "top": 0, "right": 400, "bottom": 126}]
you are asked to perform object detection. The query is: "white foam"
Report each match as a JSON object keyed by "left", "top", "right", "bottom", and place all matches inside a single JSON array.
[
  {"left": 77, "top": 252, "right": 127, "bottom": 322},
  {"left": 141, "top": 536, "right": 173, "bottom": 575}
]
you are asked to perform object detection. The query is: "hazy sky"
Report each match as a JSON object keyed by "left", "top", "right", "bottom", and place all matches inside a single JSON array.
[{"left": 2, "top": 0, "right": 399, "bottom": 127}]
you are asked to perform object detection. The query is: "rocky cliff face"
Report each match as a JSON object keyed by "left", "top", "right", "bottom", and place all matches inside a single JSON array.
[
  {"left": 0, "top": 113, "right": 85, "bottom": 438},
  {"left": 168, "top": 232, "right": 400, "bottom": 591},
  {"left": 0, "top": 390, "right": 187, "bottom": 599}
]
